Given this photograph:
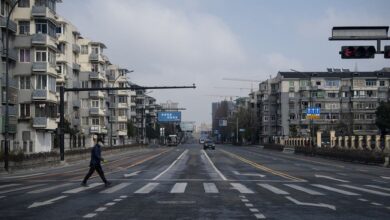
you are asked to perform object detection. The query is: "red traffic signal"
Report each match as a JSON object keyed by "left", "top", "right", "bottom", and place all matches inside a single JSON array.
[
  {"left": 385, "top": 46, "right": 390, "bottom": 59},
  {"left": 340, "top": 46, "right": 376, "bottom": 59}
]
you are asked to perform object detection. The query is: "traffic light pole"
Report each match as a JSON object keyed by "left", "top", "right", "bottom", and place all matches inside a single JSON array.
[{"left": 59, "top": 84, "right": 195, "bottom": 161}]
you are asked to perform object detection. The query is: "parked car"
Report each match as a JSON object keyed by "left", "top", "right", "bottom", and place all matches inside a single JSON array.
[
  {"left": 199, "top": 138, "right": 205, "bottom": 144},
  {"left": 203, "top": 140, "right": 215, "bottom": 150}
]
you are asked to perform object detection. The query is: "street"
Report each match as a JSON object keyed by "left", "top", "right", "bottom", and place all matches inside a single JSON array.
[{"left": 0, "top": 144, "right": 389, "bottom": 220}]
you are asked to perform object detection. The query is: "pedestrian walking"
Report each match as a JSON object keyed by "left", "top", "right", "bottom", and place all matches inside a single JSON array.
[{"left": 81, "top": 136, "right": 111, "bottom": 187}]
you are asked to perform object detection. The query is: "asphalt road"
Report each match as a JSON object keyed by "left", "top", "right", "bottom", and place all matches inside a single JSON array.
[{"left": 0, "top": 144, "right": 389, "bottom": 220}]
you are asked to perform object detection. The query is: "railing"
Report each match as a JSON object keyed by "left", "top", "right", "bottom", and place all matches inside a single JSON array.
[
  {"left": 0, "top": 16, "right": 17, "bottom": 32},
  {"left": 32, "top": 89, "right": 48, "bottom": 99}
]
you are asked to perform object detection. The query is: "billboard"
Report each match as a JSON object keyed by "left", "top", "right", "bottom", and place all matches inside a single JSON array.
[
  {"left": 306, "top": 107, "right": 320, "bottom": 120},
  {"left": 158, "top": 112, "right": 181, "bottom": 122},
  {"left": 180, "top": 122, "right": 195, "bottom": 132},
  {"left": 219, "top": 119, "right": 227, "bottom": 127}
]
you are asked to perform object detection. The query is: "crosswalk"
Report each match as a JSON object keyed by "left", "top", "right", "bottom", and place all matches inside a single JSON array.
[{"left": 0, "top": 181, "right": 389, "bottom": 200}]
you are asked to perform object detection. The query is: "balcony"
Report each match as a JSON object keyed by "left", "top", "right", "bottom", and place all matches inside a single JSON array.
[
  {"left": 378, "top": 87, "right": 389, "bottom": 92},
  {"left": 72, "top": 44, "right": 80, "bottom": 54},
  {"left": 117, "top": 102, "right": 128, "bottom": 108},
  {"left": 89, "top": 72, "right": 106, "bottom": 81},
  {"left": 72, "top": 100, "right": 81, "bottom": 108},
  {"left": 31, "top": 33, "right": 57, "bottom": 49},
  {"left": 1, "top": 105, "right": 17, "bottom": 116},
  {"left": 118, "top": 130, "right": 127, "bottom": 136},
  {"left": 107, "top": 74, "right": 115, "bottom": 81},
  {"left": 117, "top": 115, "right": 127, "bottom": 122},
  {"left": 89, "top": 108, "right": 105, "bottom": 116},
  {"left": 0, "top": 116, "right": 17, "bottom": 133},
  {"left": 341, "top": 85, "right": 351, "bottom": 91},
  {"left": 89, "top": 91, "right": 105, "bottom": 98},
  {"left": 73, "top": 63, "right": 80, "bottom": 71},
  {"left": 0, "top": 16, "right": 17, "bottom": 33},
  {"left": 1, "top": 47, "right": 18, "bottom": 61},
  {"left": 32, "top": 90, "right": 57, "bottom": 102},
  {"left": 89, "top": 53, "right": 104, "bottom": 63},
  {"left": 90, "top": 126, "right": 108, "bottom": 134},
  {"left": 31, "top": 6, "right": 56, "bottom": 21},
  {"left": 32, "top": 62, "right": 56, "bottom": 74},
  {"left": 33, "top": 117, "right": 57, "bottom": 130}
]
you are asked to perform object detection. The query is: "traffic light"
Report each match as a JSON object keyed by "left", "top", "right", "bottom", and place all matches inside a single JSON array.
[
  {"left": 340, "top": 46, "right": 376, "bottom": 59},
  {"left": 385, "top": 46, "right": 390, "bottom": 59}
]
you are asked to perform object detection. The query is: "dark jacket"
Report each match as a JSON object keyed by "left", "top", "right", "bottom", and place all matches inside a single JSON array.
[{"left": 90, "top": 143, "right": 103, "bottom": 167}]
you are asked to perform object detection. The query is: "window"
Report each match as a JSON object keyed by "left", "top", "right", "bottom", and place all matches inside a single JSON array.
[
  {"left": 35, "top": 0, "right": 56, "bottom": 12},
  {"left": 48, "top": 49, "right": 56, "bottom": 66},
  {"left": 118, "top": 123, "right": 126, "bottom": 130},
  {"left": 289, "top": 113, "right": 295, "bottom": 120},
  {"left": 365, "top": 79, "right": 377, "bottom": 86},
  {"left": 91, "top": 46, "right": 99, "bottom": 54},
  {"left": 19, "top": 21, "right": 30, "bottom": 35},
  {"left": 118, "top": 96, "right": 127, "bottom": 103},
  {"left": 48, "top": 76, "right": 56, "bottom": 92},
  {"left": 36, "top": 75, "right": 47, "bottom": 89},
  {"left": 379, "top": 81, "right": 385, "bottom": 86},
  {"left": 19, "top": 76, "right": 31, "bottom": 89},
  {"left": 289, "top": 81, "right": 294, "bottom": 87},
  {"left": 35, "top": 19, "right": 56, "bottom": 37},
  {"left": 118, "top": 109, "right": 126, "bottom": 116},
  {"left": 19, "top": 49, "right": 30, "bottom": 62},
  {"left": 20, "top": 104, "right": 31, "bottom": 118},
  {"left": 18, "top": 0, "right": 30, "bottom": 7},
  {"left": 325, "top": 80, "right": 340, "bottom": 87},
  {"left": 119, "top": 82, "right": 126, "bottom": 88},
  {"left": 316, "top": 81, "right": 321, "bottom": 86},
  {"left": 91, "top": 63, "right": 99, "bottom": 72},
  {"left": 82, "top": 117, "right": 89, "bottom": 125},
  {"left": 288, "top": 92, "right": 294, "bottom": 98},
  {"left": 271, "top": 115, "right": 275, "bottom": 121},
  {"left": 81, "top": 45, "right": 88, "bottom": 54},
  {"left": 57, "top": 43, "right": 65, "bottom": 54},
  {"left": 56, "top": 64, "right": 62, "bottom": 74},
  {"left": 91, "top": 118, "right": 99, "bottom": 126},
  {"left": 289, "top": 103, "right": 295, "bottom": 109},
  {"left": 81, "top": 99, "right": 89, "bottom": 108},
  {"left": 35, "top": 49, "right": 47, "bottom": 62},
  {"left": 299, "top": 80, "right": 308, "bottom": 87},
  {"left": 81, "top": 81, "right": 88, "bottom": 88},
  {"left": 91, "top": 100, "right": 99, "bottom": 108},
  {"left": 327, "top": 93, "right": 337, "bottom": 98}
]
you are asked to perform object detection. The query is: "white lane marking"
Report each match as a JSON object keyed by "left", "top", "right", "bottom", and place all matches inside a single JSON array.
[
  {"left": 83, "top": 213, "right": 97, "bottom": 218},
  {"left": 28, "top": 195, "right": 68, "bottom": 208},
  {"left": 0, "top": 183, "right": 21, "bottom": 189},
  {"left": 285, "top": 196, "right": 336, "bottom": 210},
  {"left": 371, "top": 202, "right": 383, "bottom": 206},
  {"left": 63, "top": 183, "right": 103, "bottom": 194},
  {"left": 314, "top": 174, "right": 349, "bottom": 183},
  {"left": 0, "top": 184, "right": 46, "bottom": 194},
  {"left": 230, "top": 183, "right": 254, "bottom": 194},
  {"left": 312, "top": 184, "right": 360, "bottom": 196},
  {"left": 2, "top": 173, "right": 45, "bottom": 179},
  {"left": 245, "top": 203, "right": 254, "bottom": 207},
  {"left": 203, "top": 183, "right": 219, "bottom": 193},
  {"left": 284, "top": 184, "right": 324, "bottom": 195},
  {"left": 105, "top": 202, "right": 116, "bottom": 206},
  {"left": 120, "top": 195, "right": 128, "bottom": 198},
  {"left": 134, "top": 183, "right": 159, "bottom": 194},
  {"left": 170, "top": 183, "right": 187, "bottom": 193},
  {"left": 258, "top": 184, "right": 289, "bottom": 195},
  {"left": 157, "top": 201, "right": 196, "bottom": 204},
  {"left": 358, "top": 198, "right": 368, "bottom": 202},
  {"left": 241, "top": 199, "right": 249, "bottom": 202},
  {"left": 28, "top": 183, "right": 73, "bottom": 194},
  {"left": 239, "top": 195, "right": 246, "bottom": 198},
  {"left": 113, "top": 199, "right": 122, "bottom": 202},
  {"left": 100, "top": 183, "right": 131, "bottom": 194},
  {"left": 202, "top": 150, "right": 227, "bottom": 181},
  {"left": 339, "top": 185, "right": 390, "bottom": 196},
  {"left": 336, "top": 173, "right": 348, "bottom": 176},
  {"left": 381, "top": 176, "right": 390, "bottom": 180},
  {"left": 152, "top": 150, "right": 188, "bottom": 180},
  {"left": 95, "top": 207, "right": 106, "bottom": 212},
  {"left": 232, "top": 171, "right": 265, "bottom": 178},
  {"left": 123, "top": 171, "right": 141, "bottom": 178},
  {"left": 372, "top": 180, "right": 388, "bottom": 184},
  {"left": 249, "top": 208, "right": 259, "bottom": 212},
  {"left": 365, "top": 185, "right": 390, "bottom": 192},
  {"left": 254, "top": 213, "right": 266, "bottom": 219}
]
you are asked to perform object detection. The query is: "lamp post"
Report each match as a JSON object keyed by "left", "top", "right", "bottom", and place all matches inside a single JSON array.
[{"left": 4, "top": 0, "right": 21, "bottom": 171}]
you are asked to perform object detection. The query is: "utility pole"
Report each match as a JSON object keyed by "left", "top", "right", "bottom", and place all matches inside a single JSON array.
[{"left": 236, "top": 116, "right": 239, "bottom": 144}]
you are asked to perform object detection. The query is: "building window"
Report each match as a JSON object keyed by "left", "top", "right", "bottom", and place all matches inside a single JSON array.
[
  {"left": 289, "top": 81, "right": 294, "bottom": 87},
  {"left": 36, "top": 75, "right": 47, "bottom": 90},
  {"left": 35, "top": 49, "right": 47, "bottom": 62},
  {"left": 91, "top": 63, "right": 99, "bottom": 72},
  {"left": 82, "top": 117, "right": 89, "bottom": 125},
  {"left": 18, "top": 0, "right": 30, "bottom": 7},
  {"left": 19, "top": 49, "right": 30, "bottom": 62},
  {"left": 91, "top": 46, "right": 99, "bottom": 54},
  {"left": 35, "top": 0, "right": 56, "bottom": 11},
  {"left": 81, "top": 45, "right": 88, "bottom": 54},
  {"left": 56, "top": 64, "right": 62, "bottom": 74},
  {"left": 20, "top": 104, "right": 31, "bottom": 118},
  {"left": 91, "top": 118, "right": 99, "bottom": 125},
  {"left": 379, "top": 80, "right": 385, "bottom": 87},
  {"left": 81, "top": 99, "right": 89, "bottom": 108},
  {"left": 288, "top": 92, "right": 294, "bottom": 98},
  {"left": 365, "top": 79, "right": 377, "bottom": 86},
  {"left": 327, "top": 93, "right": 337, "bottom": 98},
  {"left": 91, "top": 100, "right": 99, "bottom": 108},
  {"left": 48, "top": 75, "right": 56, "bottom": 92},
  {"left": 81, "top": 81, "right": 88, "bottom": 88},
  {"left": 35, "top": 19, "right": 56, "bottom": 37},
  {"left": 118, "top": 96, "right": 127, "bottom": 103},
  {"left": 264, "top": 116, "right": 268, "bottom": 121},
  {"left": 119, "top": 123, "right": 126, "bottom": 130},
  {"left": 19, "top": 76, "right": 31, "bottom": 89},
  {"left": 325, "top": 80, "right": 340, "bottom": 87},
  {"left": 289, "top": 103, "right": 295, "bottom": 109},
  {"left": 316, "top": 81, "right": 321, "bottom": 86},
  {"left": 19, "top": 21, "right": 30, "bottom": 35}
]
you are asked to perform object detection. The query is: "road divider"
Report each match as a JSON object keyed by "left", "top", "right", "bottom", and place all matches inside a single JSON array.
[{"left": 220, "top": 149, "right": 304, "bottom": 182}]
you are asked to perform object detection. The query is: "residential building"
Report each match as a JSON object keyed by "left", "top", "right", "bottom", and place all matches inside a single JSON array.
[{"left": 257, "top": 69, "right": 390, "bottom": 143}]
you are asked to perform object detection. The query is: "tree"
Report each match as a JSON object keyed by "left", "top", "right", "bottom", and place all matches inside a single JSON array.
[
  {"left": 376, "top": 101, "right": 390, "bottom": 135},
  {"left": 127, "top": 120, "right": 136, "bottom": 138}
]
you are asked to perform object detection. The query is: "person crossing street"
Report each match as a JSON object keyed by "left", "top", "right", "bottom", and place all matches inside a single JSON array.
[{"left": 81, "top": 136, "right": 111, "bottom": 187}]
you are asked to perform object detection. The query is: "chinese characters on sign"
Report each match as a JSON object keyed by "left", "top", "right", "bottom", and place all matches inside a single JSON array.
[
  {"left": 306, "top": 107, "right": 320, "bottom": 120},
  {"left": 157, "top": 112, "right": 182, "bottom": 122}
]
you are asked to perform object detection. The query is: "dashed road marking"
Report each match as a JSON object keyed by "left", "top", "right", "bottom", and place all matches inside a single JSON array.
[
  {"left": 358, "top": 198, "right": 368, "bottom": 202},
  {"left": 245, "top": 203, "right": 254, "bottom": 207},
  {"left": 249, "top": 208, "right": 259, "bottom": 212},
  {"left": 231, "top": 183, "right": 254, "bottom": 194},
  {"left": 371, "top": 202, "right": 383, "bottom": 206},
  {"left": 258, "top": 183, "right": 289, "bottom": 195},
  {"left": 284, "top": 184, "right": 324, "bottom": 195},
  {"left": 83, "top": 213, "right": 97, "bottom": 218},
  {"left": 339, "top": 185, "right": 390, "bottom": 196},
  {"left": 100, "top": 183, "right": 131, "bottom": 194},
  {"left": 365, "top": 185, "right": 390, "bottom": 192},
  {"left": 28, "top": 183, "right": 73, "bottom": 194},
  {"left": 312, "top": 184, "right": 360, "bottom": 196},
  {"left": 203, "top": 183, "right": 219, "bottom": 193},
  {"left": 170, "top": 183, "right": 187, "bottom": 193},
  {"left": 0, "top": 183, "right": 21, "bottom": 189},
  {"left": 63, "top": 183, "right": 103, "bottom": 194},
  {"left": 105, "top": 202, "right": 116, "bottom": 206},
  {"left": 95, "top": 207, "right": 106, "bottom": 212},
  {"left": 254, "top": 213, "right": 266, "bottom": 219},
  {"left": 134, "top": 183, "right": 159, "bottom": 194}
]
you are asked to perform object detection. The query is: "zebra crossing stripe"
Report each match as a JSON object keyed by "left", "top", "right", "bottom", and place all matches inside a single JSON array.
[
  {"left": 339, "top": 185, "right": 390, "bottom": 196},
  {"left": 0, "top": 184, "right": 46, "bottom": 194},
  {"left": 258, "top": 184, "right": 289, "bottom": 195},
  {"left": 284, "top": 184, "right": 324, "bottom": 195},
  {"left": 0, "top": 184, "right": 21, "bottom": 189},
  {"left": 28, "top": 183, "right": 73, "bottom": 194},
  {"left": 100, "top": 183, "right": 131, "bottom": 194},
  {"left": 365, "top": 185, "right": 390, "bottom": 192},
  {"left": 63, "top": 183, "right": 103, "bottom": 194},
  {"left": 170, "top": 183, "right": 187, "bottom": 193},
  {"left": 203, "top": 183, "right": 219, "bottom": 193},
  {"left": 230, "top": 183, "right": 254, "bottom": 194},
  {"left": 134, "top": 183, "right": 159, "bottom": 194},
  {"left": 311, "top": 184, "right": 359, "bottom": 196}
]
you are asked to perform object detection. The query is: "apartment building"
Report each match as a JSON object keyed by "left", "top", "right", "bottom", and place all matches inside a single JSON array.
[{"left": 258, "top": 69, "right": 390, "bottom": 143}]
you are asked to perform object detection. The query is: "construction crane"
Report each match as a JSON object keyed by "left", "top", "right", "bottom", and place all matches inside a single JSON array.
[
  {"left": 214, "top": 86, "right": 252, "bottom": 91},
  {"left": 205, "top": 94, "right": 240, "bottom": 101},
  {"left": 222, "top": 77, "right": 263, "bottom": 91}
]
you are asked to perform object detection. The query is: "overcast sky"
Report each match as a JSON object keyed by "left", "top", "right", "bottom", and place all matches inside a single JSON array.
[{"left": 58, "top": 0, "right": 390, "bottom": 126}]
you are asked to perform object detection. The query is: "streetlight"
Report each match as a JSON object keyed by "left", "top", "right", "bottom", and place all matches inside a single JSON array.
[{"left": 4, "top": 0, "right": 21, "bottom": 171}]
